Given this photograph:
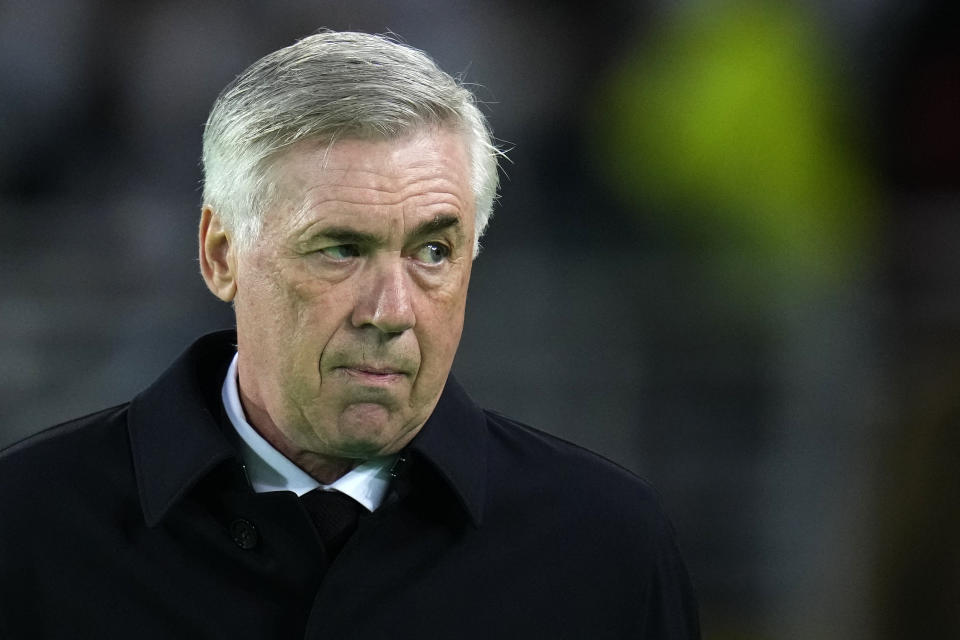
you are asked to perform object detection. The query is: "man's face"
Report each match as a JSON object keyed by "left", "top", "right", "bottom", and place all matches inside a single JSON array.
[{"left": 230, "top": 129, "right": 475, "bottom": 461}]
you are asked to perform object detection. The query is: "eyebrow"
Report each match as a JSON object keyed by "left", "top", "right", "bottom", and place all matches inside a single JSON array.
[
  {"left": 410, "top": 214, "right": 463, "bottom": 240},
  {"left": 305, "top": 214, "right": 463, "bottom": 246},
  {"left": 313, "top": 227, "right": 381, "bottom": 246}
]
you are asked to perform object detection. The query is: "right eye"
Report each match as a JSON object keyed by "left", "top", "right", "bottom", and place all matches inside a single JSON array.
[{"left": 318, "top": 244, "right": 361, "bottom": 261}]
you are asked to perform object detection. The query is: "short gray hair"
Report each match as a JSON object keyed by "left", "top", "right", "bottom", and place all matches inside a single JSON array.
[{"left": 201, "top": 31, "right": 502, "bottom": 256}]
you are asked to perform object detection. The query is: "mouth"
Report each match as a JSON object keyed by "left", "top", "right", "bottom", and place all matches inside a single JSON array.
[{"left": 337, "top": 365, "right": 407, "bottom": 384}]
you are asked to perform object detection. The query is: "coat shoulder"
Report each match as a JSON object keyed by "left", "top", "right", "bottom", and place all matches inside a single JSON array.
[
  {"left": 477, "top": 408, "right": 700, "bottom": 637},
  {"left": 1, "top": 403, "right": 129, "bottom": 458},
  {"left": 480, "top": 408, "right": 669, "bottom": 527},
  {"left": 0, "top": 404, "right": 132, "bottom": 504},
  {"left": 482, "top": 409, "right": 656, "bottom": 485}
]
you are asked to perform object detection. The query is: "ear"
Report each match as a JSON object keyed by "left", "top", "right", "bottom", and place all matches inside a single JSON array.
[{"left": 199, "top": 205, "right": 238, "bottom": 302}]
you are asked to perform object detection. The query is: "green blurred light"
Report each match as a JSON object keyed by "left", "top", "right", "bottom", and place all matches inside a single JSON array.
[{"left": 595, "top": 1, "right": 876, "bottom": 283}]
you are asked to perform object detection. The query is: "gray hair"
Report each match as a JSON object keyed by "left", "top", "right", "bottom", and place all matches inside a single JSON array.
[{"left": 201, "top": 31, "right": 502, "bottom": 256}]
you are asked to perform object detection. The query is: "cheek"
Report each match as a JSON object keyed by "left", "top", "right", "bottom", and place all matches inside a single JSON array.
[
  {"left": 257, "top": 257, "right": 330, "bottom": 314},
  {"left": 235, "top": 260, "right": 326, "bottom": 356},
  {"left": 288, "top": 276, "right": 333, "bottom": 309},
  {"left": 236, "top": 251, "right": 285, "bottom": 308},
  {"left": 418, "top": 286, "right": 468, "bottom": 363},
  {"left": 289, "top": 279, "right": 351, "bottom": 331}
]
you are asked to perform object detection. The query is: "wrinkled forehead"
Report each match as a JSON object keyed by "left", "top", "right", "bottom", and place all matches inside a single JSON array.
[
  {"left": 259, "top": 128, "right": 476, "bottom": 235},
  {"left": 266, "top": 125, "right": 471, "bottom": 193}
]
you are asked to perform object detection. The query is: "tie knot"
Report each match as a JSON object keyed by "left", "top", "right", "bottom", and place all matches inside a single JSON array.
[{"left": 300, "top": 489, "right": 364, "bottom": 560}]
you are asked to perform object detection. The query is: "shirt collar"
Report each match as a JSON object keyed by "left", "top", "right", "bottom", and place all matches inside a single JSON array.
[{"left": 221, "top": 352, "right": 395, "bottom": 512}]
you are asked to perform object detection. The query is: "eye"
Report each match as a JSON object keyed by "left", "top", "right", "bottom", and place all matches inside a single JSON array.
[
  {"left": 318, "top": 244, "right": 360, "bottom": 261},
  {"left": 413, "top": 242, "right": 451, "bottom": 265}
]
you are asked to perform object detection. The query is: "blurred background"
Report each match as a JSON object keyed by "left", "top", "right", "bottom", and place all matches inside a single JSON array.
[{"left": 1, "top": 0, "right": 958, "bottom": 637}]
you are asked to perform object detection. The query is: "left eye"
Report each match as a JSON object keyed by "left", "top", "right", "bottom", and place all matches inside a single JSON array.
[{"left": 414, "top": 242, "right": 450, "bottom": 264}]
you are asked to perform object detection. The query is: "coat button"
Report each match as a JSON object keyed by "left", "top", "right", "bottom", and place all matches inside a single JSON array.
[{"left": 229, "top": 518, "right": 259, "bottom": 550}]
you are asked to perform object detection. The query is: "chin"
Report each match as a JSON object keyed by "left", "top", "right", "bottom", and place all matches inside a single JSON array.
[{"left": 331, "top": 404, "right": 407, "bottom": 455}]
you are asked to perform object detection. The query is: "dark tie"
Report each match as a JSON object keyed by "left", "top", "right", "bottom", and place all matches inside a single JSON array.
[{"left": 299, "top": 489, "right": 364, "bottom": 560}]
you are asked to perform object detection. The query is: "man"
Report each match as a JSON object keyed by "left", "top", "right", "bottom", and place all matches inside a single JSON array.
[{"left": 0, "top": 31, "right": 699, "bottom": 638}]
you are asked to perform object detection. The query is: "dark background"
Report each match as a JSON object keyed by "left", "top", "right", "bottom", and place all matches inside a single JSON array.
[{"left": 2, "top": 1, "right": 958, "bottom": 637}]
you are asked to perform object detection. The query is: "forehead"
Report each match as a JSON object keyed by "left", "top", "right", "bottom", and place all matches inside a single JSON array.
[{"left": 267, "top": 129, "right": 474, "bottom": 219}]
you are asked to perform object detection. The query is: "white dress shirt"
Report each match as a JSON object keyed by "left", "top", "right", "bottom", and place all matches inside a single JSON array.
[{"left": 221, "top": 353, "right": 396, "bottom": 512}]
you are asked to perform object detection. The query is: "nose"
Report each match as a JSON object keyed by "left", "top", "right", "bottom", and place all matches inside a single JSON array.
[{"left": 351, "top": 256, "right": 416, "bottom": 335}]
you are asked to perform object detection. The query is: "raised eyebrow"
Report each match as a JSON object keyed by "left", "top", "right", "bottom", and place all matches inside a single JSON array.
[
  {"left": 409, "top": 214, "right": 463, "bottom": 240},
  {"left": 306, "top": 227, "right": 383, "bottom": 245},
  {"left": 300, "top": 215, "right": 462, "bottom": 247}
]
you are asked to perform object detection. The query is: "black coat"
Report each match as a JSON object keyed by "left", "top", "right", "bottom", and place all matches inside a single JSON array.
[{"left": 0, "top": 331, "right": 700, "bottom": 639}]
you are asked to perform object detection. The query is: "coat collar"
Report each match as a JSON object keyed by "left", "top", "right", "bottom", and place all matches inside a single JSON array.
[
  {"left": 127, "top": 331, "right": 488, "bottom": 528},
  {"left": 128, "top": 331, "right": 241, "bottom": 527},
  {"left": 407, "top": 374, "right": 488, "bottom": 526}
]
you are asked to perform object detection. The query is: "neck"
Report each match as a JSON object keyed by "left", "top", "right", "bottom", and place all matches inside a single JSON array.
[{"left": 286, "top": 447, "right": 358, "bottom": 485}]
